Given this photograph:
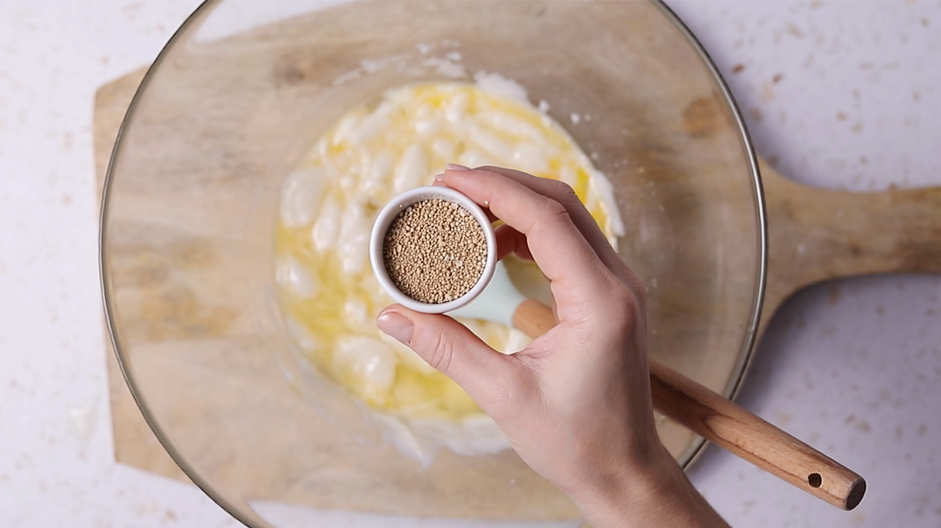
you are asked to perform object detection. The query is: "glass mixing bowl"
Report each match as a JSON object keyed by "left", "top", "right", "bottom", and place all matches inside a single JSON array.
[{"left": 100, "top": 0, "right": 766, "bottom": 526}]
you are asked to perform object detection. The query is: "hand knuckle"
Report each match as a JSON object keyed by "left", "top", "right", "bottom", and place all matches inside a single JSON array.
[
  {"left": 424, "top": 332, "right": 454, "bottom": 373},
  {"left": 603, "top": 283, "right": 641, "bottom": 328},
  {"left": 611, "top": 288, "right": 633, "bottom": 312},
  {"left": 541, "top": 196, "right": 568, "bottom": 219},
  {"left": 550, "top": 180, "right": 579, "bottom": 203}
]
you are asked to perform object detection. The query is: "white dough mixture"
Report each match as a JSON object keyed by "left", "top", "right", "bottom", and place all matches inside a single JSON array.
[{"left": 275, "top": 73, "right": 623, "bottom": 466}]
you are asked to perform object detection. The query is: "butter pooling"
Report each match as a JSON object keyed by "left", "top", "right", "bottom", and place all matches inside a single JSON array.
[{"left": 275, "top": 73, "right": 624, "bottom": 466}]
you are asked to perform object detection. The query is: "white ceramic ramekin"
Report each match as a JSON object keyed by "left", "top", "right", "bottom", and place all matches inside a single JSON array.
[{"left": 369, "top": 186, "right": 497, "bottom": 314}]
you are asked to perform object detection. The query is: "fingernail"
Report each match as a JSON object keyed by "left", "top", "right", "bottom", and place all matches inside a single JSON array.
[
  {"left": 447, "top": 163, "right": 471, "bottom": 171},
  {"left": 433, "top": 172, "right": 445, "bottom": 181},
  {"left": 377, "top": 311, "right": 414, "bottom": 345}
]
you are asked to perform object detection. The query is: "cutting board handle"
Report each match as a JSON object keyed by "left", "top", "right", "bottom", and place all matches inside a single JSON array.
[{"left": 763, "top": 159, "right": 941, "bottom": 304}]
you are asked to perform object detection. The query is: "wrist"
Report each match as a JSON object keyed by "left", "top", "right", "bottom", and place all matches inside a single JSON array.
[
  {"left": 564, "top": 442, "right": 718, "bottom": 528},
  {"left": 564, "top": 440, "right": 675, "bottom": 513}
]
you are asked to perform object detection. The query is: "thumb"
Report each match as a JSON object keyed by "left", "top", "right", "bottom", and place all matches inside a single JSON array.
[{"left": 376, "top": 305, "right": 519, "bottom": 410}]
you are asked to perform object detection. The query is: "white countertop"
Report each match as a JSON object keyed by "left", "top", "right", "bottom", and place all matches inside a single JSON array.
[{"left": 1, "top": 1, "right": 939, "bottom": 526}]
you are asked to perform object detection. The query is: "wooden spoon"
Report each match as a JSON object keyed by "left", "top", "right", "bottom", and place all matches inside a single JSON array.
[{"left": 510, "top": 297, "right": 866, "bottom": 510}]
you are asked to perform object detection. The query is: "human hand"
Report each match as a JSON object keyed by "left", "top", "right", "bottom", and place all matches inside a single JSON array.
[{"left": 376, "top": 166, "right": 727, "bottom": 527}]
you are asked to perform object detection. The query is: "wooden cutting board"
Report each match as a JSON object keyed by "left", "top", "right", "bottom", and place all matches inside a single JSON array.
[{"left": 94, "top": 68, "right": 941, "bottom": 522}]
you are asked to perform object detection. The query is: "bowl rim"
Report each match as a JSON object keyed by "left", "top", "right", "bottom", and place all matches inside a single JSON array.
[
  {"left": 368, "top": 186, "right": 499, "bottom": 314},
  {"left": 98, "top": 0, "right": 767, "bottom": 525}
]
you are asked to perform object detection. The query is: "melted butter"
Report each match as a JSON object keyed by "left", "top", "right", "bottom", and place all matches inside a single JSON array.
[{"left": 275, "top": 81, "right": 620, "bottom": 424}]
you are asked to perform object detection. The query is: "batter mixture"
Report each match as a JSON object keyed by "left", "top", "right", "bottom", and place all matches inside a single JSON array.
[{"left": 275, "top": 74, "right": 623, "bottom": 465}]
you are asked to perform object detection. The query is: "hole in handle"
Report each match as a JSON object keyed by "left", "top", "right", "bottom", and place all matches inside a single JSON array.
[{"left": 808, "top": 473, "right": 822, "bottom": 488}]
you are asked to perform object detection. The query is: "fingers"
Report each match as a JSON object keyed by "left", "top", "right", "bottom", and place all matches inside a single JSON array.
[
  {"left": 436, "top": 166, "right": 608, "bottom": 267},
  {"left": 474, "top": 166, "right": 629, "bottom": 278},
  {"left": 377, "top": 306, "right": 522, "bottom": 412},
  {"left": 438, "top": 168, "right": 615, "bottom": 304},
  {"left": 431, "top": 177, "right": 500, "bottom": 223}
]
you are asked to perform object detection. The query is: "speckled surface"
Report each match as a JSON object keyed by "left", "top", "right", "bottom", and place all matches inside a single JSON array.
[{"left": 0, "top": 1, "right": 939, "bottom": 527}]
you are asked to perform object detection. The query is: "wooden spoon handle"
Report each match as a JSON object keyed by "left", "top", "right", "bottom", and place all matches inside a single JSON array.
[
  {"left": 511, "top": 298, "right": 866, "bottom": 510},
  {"left": 647, "top": 362, "right": 866, "bottom": 510}
]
